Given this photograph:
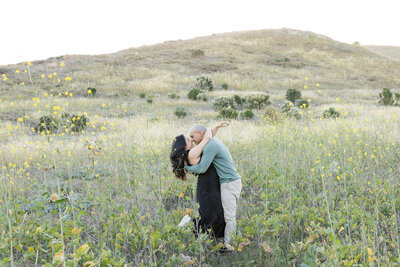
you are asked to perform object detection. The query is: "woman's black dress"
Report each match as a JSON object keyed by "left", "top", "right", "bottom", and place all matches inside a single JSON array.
[{"left": 192, "top": 163, "right": 225, "bottom": 238}]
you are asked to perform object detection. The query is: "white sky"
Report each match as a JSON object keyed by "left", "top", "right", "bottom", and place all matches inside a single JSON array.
[{"left": 1, "top": 0, "right": 399, "bottom": 65}]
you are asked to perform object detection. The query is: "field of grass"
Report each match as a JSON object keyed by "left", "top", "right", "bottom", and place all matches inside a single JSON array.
[{"left": 1, "top": 29, "right": 400, "bottom": 266}]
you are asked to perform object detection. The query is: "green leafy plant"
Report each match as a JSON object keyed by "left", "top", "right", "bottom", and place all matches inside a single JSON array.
[
  {"left": 222, "top": 83, "right": 228, "bottom": 90},
  {"left": 240, "top": 109, "right": 254, "bottom": 120},
  {"left": 296, "top": 98, "right": 309, "bottom": 109},
  {"left": 264, "top": 106, "right": 280, "bottom": 124},
  {"left": 280, "top": 100, "right": 301, "bottom": 120},
  {"left": 191, "top": 49, "right": 205, "bottom": 58},
  {"left": 212, "top": 97, "right": 238, "bottom": 111},
  {"left": 34, "top": 113, "right": 89, "bottom": 134},
  {"left": 218, "top": 107, "right": 238, "bottom": 119},
  {"left": 188, "top": 87, "right": 208, "bottom": 101},
  {"left": 34, "top": 115, "right": 59, "bottom": 134},
  {"left": 378, "top": 88, "right": 396, "bottom": 106},
  {"left": 167, "top": 93, "right": 180, "bottom": 99},
  {"left": 174, "top": 106, "right": 188, "bottom": 118},
  {"left": 285, "top": 89, "right": 301, "bottom": 103},
  {"left": 86, "top": 87, "right": 97, "bottom": 97},
  {"left": 196, "top": 76, "right": 214, "bottom": 91},
  {"left": 139, "top": 93, "right": 146, "bottom": 99},
  {"left": 322, "top": 107, "right": 340, "bottom": 119},
  {"left": 233, "top": 95, "right": 246, "bottom": 106},
  {"left": 62, "top": 113, "right": 89, "bottom": 133},
  {"left": 244, "top": 94, "right": 271, "bottom": 110}
]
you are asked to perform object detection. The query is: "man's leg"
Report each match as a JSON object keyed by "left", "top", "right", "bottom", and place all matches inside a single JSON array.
[{"left": 220, "top": 178, "right": 242, "bottom": 246}]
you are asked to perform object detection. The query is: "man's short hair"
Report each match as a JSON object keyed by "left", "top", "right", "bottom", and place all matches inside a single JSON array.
[{"left": 190, "top": 124, "right": 207, "bottom": 133}]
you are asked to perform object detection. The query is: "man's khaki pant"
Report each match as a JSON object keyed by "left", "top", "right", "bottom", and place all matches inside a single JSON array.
[{"left": 220, "top": 178, "right": 242, "bottom": 245}]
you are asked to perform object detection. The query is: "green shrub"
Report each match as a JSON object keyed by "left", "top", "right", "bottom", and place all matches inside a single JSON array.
[
  {"left": 86, "top": 87, "right": 97, "bottom": 97},
  {"left": 191, "top": 49, "right": 204, "bottom": 58},
  {"left": 188, "top": 87, "right": 202, "bottom": 100},
  {"left": 280, "top": 100, "right": 293, "bottom": 113},
  {"left": 244, "top": 94, "right": 271, "bottom": 110},
  {"left": 34, "top": 113, "right": 89, "bottom": 134},
  {"left": 286, "top": 89, "right": 301, "bottom": 103},
  {"left": 280, "top": 100, "right": 301, "bottom": 120},
  {"left": 34, "top": 115, "right": 59, "bottom": 134},
  {"left": 296, "top": 98, "right": 309, "bottom": 109},
  {"left": 287, "top": 107, "right": 301, "bottom": 120},
  {"left": 212, "top": 97, "right": 237, "bottom": 111},
  {"left": 139, "top": 93, "right": 146, "bottom": 99},
  {"left": 218, "top": 107, "right": 238, "bottom": 119},
  {"left": 233, "top": 95, "right": 245, "bottom": 106},
  {"left": 174, "top": 106, "right": 187, "bottom": 118},
  {"left": 167, "top": 93, "right": 180, "bottom": 99},
  {"left": 188, "top": 87, "right": 208, "bottom": 101},
  {"left": 322, "top": 107, "right": 340, "bottom": 119},
  {"left": 196, "top": 91, "right": 209, "bottom": 102},
  {"left": 196, "top": 76, "right": 214, "bottom": 91},
  {"left": 264, "top": 106, "right": 280, "bottom": 124},
  {"left": 240, "top": 109, "right": 254, "bottom": 120},
  {"left": 222, "top": 83, "right": 228, "bottom": 90},
  {"left": 146, "top": 98, "right": 153, "bottom": 104},
  {"left": 378, "top": 88, "right": 395, "bottom": 106},
  {"left": 62, "top": 113, "right": 89, "bottom": 133}
]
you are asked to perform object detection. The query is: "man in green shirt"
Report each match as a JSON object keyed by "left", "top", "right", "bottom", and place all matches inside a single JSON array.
[{"left": 185, "top": 124, "right": 242, "bottom": 251}]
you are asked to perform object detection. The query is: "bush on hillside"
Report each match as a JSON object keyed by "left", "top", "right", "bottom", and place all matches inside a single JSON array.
[
  {"left": 378, "top": 88, "right": 398, "bottom": 106},
  {"left": 34, "top": 113, "right": 89, "bottom": 134},
  {"left": 212, "top": 97, "right": 237, "bottom": 111},
  {"left": 240, "top": 109, "right": 254, "bottom": 120},
  {"left": 296, "top": 98, "right": 310, "bottom": 109},
  {"left": 322, "top": 107, "right": 340, "bottom": 119},
  {"left": 218, "top": 107, "right": 238, "bottom": 119},
  {"left": 196, "top": 76, "right": 214, "bottom": 91},
  {"left": 233, "top": 95, "right": 246, "bottom": 106},
  {"left": 86, "top": 87, "right": 97, "bottom": 97},
  {"left": 188, "top": 87, "right": 208, "bottom": 101},
  {"left": 191, "top": 49, "right": 205, "bottom": 58},
  {"left": 280, "top": 100, "right": 301, "bottom": 120},
  {"left": 286, "top": 89, "right": 301, "bottom": 103},
  {"left": 244, "top": 94, "right": 271, "bottom": 110},
  {"left": 167, "top": 93, "right": 180, "bottom": 99},
  {"left": 174, "top": 106, "right": 187, "bottom": 118},
  {"left": 264, "top": 106, "right": 280, "bottom": 124}
]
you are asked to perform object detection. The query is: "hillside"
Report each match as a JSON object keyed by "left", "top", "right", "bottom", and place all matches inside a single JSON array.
[
  {"left": 1, "top": 28, "right": 400, "bottom": 101},
  {"left": 365, "top": 45, "right": 400, "bottom": 61}
]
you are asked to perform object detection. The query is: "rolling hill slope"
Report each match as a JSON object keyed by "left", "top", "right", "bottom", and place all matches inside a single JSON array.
[{"left": 1, "top": 28, "right": 400, "bottom": 99}]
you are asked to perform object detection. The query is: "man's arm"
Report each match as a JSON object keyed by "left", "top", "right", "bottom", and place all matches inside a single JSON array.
[{"left": 184, "top": 141, "right": 218, "bottom": 174}]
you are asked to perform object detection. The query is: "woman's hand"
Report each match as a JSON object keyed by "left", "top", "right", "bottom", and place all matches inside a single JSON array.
[
  {"left": 212, "top": 121, "right": 229, "bottom": 136},
  {"left": 216, "top": 121, "right": 230, "bottom": 129}
]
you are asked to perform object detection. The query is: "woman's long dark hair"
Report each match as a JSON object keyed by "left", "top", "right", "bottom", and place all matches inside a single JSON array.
[{"left": 170, "top": 135, "right": 189, "bottom": 181}]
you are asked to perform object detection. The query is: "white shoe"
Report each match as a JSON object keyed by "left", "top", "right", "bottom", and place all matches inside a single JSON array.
[{"left": 178, "top": 214, "right": 191, "bottom": 227}]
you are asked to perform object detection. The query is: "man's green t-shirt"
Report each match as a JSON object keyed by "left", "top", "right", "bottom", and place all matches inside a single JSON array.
[{"left": 184, "top": 137, "right": 240, "bottom": 183}]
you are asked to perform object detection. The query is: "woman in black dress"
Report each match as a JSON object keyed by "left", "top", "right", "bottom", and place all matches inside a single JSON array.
[{"left": 170, "top": 128, "right": 225, "bottom": 239}]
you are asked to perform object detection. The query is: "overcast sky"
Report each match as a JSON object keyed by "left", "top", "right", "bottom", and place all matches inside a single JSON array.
[{"left": 1, "top": 0, "right": 399, "bottom": 65}]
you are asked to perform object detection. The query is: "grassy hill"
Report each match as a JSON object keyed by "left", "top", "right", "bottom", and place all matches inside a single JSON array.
[
  {"left": 1, "top": 28, "right": 400, "bottom": 102},
  {"left": 365, "top": 45, "right": 400, "bottom": 61}
]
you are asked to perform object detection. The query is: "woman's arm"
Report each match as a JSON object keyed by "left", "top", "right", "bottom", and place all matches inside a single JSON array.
[
  {"left": 211, "top": 121, "right": 229, "bottom": 136},
  {"left": 187, "top": 128, "right": 212, "bottom": 165}
]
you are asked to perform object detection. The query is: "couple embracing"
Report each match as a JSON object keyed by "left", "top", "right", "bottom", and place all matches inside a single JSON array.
[{"left": 170, "top": 122, "right": 242, "bottom": 253}]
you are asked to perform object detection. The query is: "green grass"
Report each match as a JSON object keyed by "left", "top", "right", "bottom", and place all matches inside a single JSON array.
[{"left": 1, "top": 28, "right": 400, "bottom": 266}]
